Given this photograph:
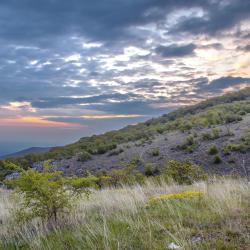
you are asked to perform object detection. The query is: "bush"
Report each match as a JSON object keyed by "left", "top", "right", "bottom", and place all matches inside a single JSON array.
[
  {"left": 151, "top": 148, "right": 160, "bottom": 157},
  {"left": 208, "top": 145, "right": 218, "bottom": 155},
  {"left": 4, "top": 161, "right": 98, "bottom": 223},
  {"left": 223, "top": 144, "right": 245, "bottom": 155},
  {"left": 163, "top": 160, "right": 207, "bottom": 185},
  {"left": 177, "top": 136, "right": 198, "bottom": 153},
  {"left": 214, "top": 155, "right": 222, "bottom": 164},
  {"left": 224, "top": 113, "right": 242, "bottom": 123},
  {"left": 77, "top": 151, "right": 92, "bottom": 162},
  {"left": 212, "top": 128, "right": 221, "bottom": 139},
  {"left": 202, "top": 132, "right": 212, "bottom": 140},
  {"left": 144, "top": 163, "right": 159, "bottom": 177},
  {"left": 108, "top": 148, "right": 124, "bottom": 156}
]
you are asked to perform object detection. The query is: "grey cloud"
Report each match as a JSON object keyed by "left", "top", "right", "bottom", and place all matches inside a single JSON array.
[
  {"left": 0, "top": 0, "right": 210, "bottom": 44},
  {"left": 31, "top": 93, "right": 141, "bottom": 108},
  {"left": 170, "top": 1, "right": 250, "bottom": 36},
  {"left": 237, "top": 45, "right": 250, "bottom": 51},
  {"left": 155, "top": 43, "right": 196, "bottom": 58},
  {"left": 206, "top": 77, "right": 250, "bottom": 91}
]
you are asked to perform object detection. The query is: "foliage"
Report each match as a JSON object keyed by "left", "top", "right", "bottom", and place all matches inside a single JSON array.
[
  {"left": 212, "top": 128, "right": 221, "bottom": 139},
  {"left": 223, "top": 144, "right": 246, "bottom": 155},
  {"left": 108, "top": 148, "right": 124, "bottom": 156},
  {"left": 144, "top": 163, "right": 159, "bottom": 177},
  {"left": 151, "top": 148, "right": 160, "bottom": 157},
  {"left": 4, "top": 161, "right": 97, "bottom": 223},
  {"left": 77, "top": 151, "right": 92, "bottom": 162},
  {"left": 163, "top": 160, "right": 207, "bottom": 184},
  {"left": 214, "top": 155, "right": 222, "bottom": 164},
  {"left": 177, "top": 135, "right": 198, "bottom": 153},
  {"left": 208, "top": 145, "right": 219, "bottom": 155},
  {"left": 96, "top": 160, "right": 146, "bottom": 187},
  {"left": 146, "top": 191, "right": 204, "bottom": 207},
  {"left": 1, "top": 179, "right": 249, "bottom": 249},
  {"left": 0, "top": 160, "right": 13, "bottom": 182}
]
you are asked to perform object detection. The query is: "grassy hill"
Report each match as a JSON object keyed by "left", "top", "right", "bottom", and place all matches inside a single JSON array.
[
  {"left": 1, "top": 88, "right": 250, "bottom": 249},
  {"left": 2, "top": 88, "right": 250, "bottom": 178}
]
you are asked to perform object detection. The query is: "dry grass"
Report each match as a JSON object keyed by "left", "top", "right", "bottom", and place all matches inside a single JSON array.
[{"left": 0, "top": 178, "right": 249, "bottom": 249}]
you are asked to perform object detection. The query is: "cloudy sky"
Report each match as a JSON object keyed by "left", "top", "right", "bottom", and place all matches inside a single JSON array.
[{"left": 0, "top": 0, "right": 250, "bottom": 155}]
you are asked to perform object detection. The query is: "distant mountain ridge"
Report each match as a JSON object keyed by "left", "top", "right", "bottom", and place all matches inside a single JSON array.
[{"left": 0, "top": 147, "right": 51, "bottom": 160}]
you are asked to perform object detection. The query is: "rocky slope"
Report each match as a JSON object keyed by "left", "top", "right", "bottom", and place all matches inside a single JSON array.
[{"left": 42, "top": 113, "right": 250, "bottom": 176}]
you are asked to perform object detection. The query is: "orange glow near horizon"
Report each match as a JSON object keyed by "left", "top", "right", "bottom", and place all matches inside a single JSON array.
[{"left": 0, "top": 116, "right": 84, "bottom": 128}]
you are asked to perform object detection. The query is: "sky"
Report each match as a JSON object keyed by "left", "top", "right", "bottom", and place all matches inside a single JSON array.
[{"left": 0, "top": 0, "right": 250, "bottom": 155}]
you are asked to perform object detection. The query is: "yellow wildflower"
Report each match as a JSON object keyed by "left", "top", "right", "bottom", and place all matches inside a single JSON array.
[{"left": 146, "top": 191, "right": 203, "bottom": 207}]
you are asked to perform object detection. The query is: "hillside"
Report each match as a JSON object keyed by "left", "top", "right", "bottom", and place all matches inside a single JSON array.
[
  {"left": 3, "top": 88, "right": 250, "bottom": 177},
  {"left": 0, "top": 147, "right": 51, "bottom": 160}
]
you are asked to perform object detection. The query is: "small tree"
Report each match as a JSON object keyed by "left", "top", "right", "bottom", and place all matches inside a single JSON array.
[
  {"left": 4, "top": 161, "right": 98, "bottom": 223},
  {"left": 164, "top": 160, "right": 207, "bottom": 185}
]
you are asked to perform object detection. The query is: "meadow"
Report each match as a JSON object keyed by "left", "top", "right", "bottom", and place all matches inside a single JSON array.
[{"left": 0, "top": 178, "right": 249, "bottom": 250}]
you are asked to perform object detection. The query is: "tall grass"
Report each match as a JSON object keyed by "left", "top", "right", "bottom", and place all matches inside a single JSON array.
[{"left": 0, "top": 178, "right": 249, "bottom": 249}]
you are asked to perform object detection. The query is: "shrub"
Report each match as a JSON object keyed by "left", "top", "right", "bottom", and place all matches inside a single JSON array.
[
  {"left": 144, "top": 163, "right": 159, "bottom": 177},
  {"left": 224, "top": 113, "right": 242, "bottom": 123},
  {"left": 77, "top": 151, "right": 92, "bottom": 162},
  {"left": 237, "top": 110, "right": 246, "bottom": 116},
  {"left": 228, "top": 157, "right": 236, "bottom": 164},
  {"left": 151, "top": 148, "right": 160, "bottom": 157},
  {"left": 212, "top": 128, "right": 221, "bottom": 139},
  {"left": 177, "top": 136, "right": 198, "bottom": 153},
  {"left": 178, "top": 121, "right": 193, "bottom": 132},
  {"left": 223, "top": 144, "right": 245, "bottom": 155},
  {"left": 163, "top": 160, "right": 207, "bottom": 185},
  {"left": 214, "top": 155, "right": 222, "bottom": 164},
  {"left": 108, "top": 148, "right": 124, "bottom": 156},
  {"left": 4, "top": 161, "right": 98, "bottom": 223},
  {"left": 202, "top": 132, "right": 212, "bottom": 140},
  {"left": 208, "top": 145, "right": 218, "bottom": 155}
]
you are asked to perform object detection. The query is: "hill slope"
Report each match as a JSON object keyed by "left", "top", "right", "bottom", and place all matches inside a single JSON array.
[
  {"left": 0, "top": 147, "right": 51, "bottom": 160},
  {"left": 5, "top": 88, "right": 250, "bottom": 176}
]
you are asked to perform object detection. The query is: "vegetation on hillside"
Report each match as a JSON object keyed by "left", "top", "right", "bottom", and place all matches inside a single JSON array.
[{"left": 1, "top": 88, "right": 249, "bottom": 173}]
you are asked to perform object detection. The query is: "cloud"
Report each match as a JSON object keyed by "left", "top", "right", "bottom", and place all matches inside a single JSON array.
[
  {"left": 0, "top": 0, "right": 250, "bottom": 154},
  {"left": 197, "top": 76, "right": 250, "bottom": 93},
  {"left": 31, "top": 93, "right": 141, "bottom": 108},
  {"left": 155, "top": 43, "right": 196, "bottom": 58},
  {"left": 0, "top": 0, "right": 210, "bottom": 44},
  {"left": 237, "top": 45, "right": 250, "bottom": 51},
  {"left": 170, "top": 1, "right": 250, "bottom": 36}
]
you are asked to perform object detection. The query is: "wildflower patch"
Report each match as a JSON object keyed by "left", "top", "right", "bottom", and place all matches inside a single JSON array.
[{"left": 146, "top": 191, "right": 204, "bottom": 207}]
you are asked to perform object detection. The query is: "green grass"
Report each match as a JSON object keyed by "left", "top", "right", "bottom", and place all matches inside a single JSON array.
[{"left": 0, "top": 178, "right": 249, "bottom": 249}]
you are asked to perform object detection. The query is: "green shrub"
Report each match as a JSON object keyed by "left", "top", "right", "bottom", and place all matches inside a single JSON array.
[
  {"left": 178, "top": 121, "right": 193, "bottom": 132},
  {"left": 151, "top": 148, "right": 160, "bottom": 157},
  {"left": 108, "top": 148, "right": 124, "bottom": 156},
  {"left": 77, "top": 151, "right": 92, "bottom": 162},
  {"left": 177, "top": 136, "right": 198, "bottom": 153},
  {"left": 238, "top": 110, "right": 246, "bottom": 116},
  {"left": 224, "top": 113, "right": 242, "bottom": 123},
  {"left": 223, "top": 144, "right": 245, "bottom": 155},
  {"left": 163, "top": 160, "right": 207, "bottom": 185},
  {"left": 202, "top": 132, "right": 212, "bottom": 140},
  {"left": 214, "top": 155, "right": 222, "bottom": 164},
  {"left": 208, "top": 145, "right": 218, "bottom": 155},
  {"left": 228, "top": 157, "right": 236, "bottom": 164},
  {"left": 4, "top": 161, "right": 97, "bottom": 223},
  {"left": 212, "top": 128, "right": 221, "bottom": 139}
]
